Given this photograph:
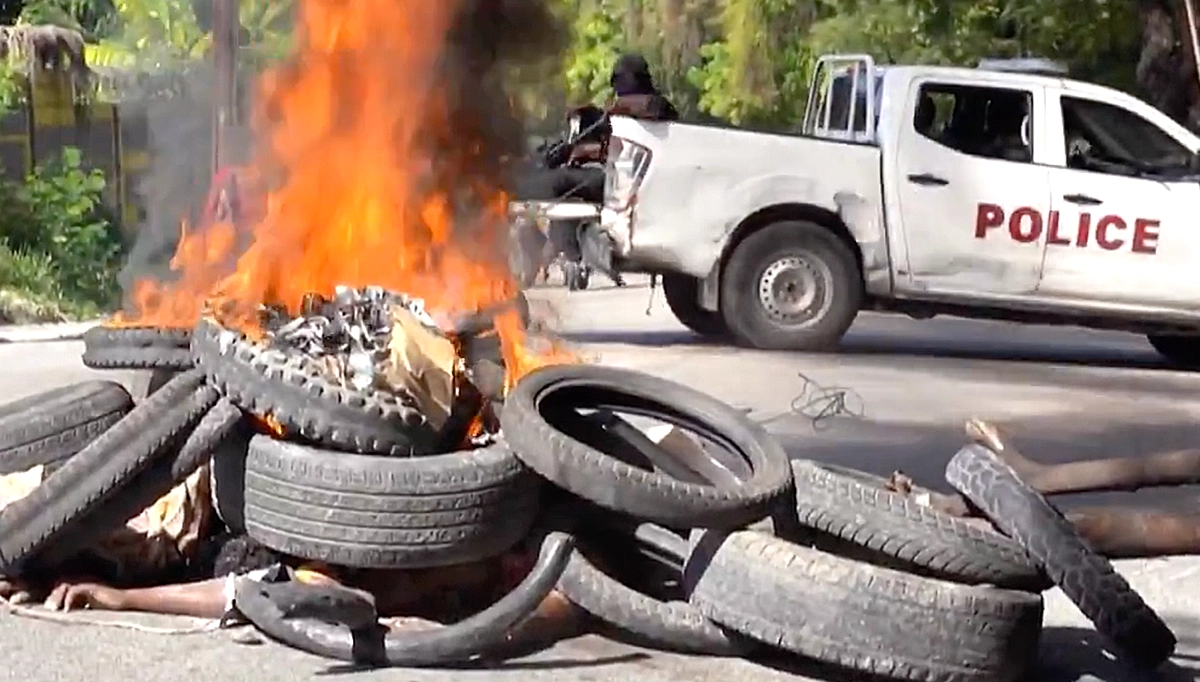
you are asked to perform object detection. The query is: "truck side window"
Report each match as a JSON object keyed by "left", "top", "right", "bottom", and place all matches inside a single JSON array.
[
  {"left": 1060, "top": 96, "right": 1193, "bottom": 177},
  {"left": 913, "top": 83, "right": 1033, "bottom": 163}
]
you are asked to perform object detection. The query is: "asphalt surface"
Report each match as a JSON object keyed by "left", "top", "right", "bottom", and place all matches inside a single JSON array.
[{"left": 2, "top": 275, "right": 1199, "bottom": 682}]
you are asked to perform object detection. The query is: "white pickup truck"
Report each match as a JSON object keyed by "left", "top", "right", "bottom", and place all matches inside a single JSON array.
[{"left": 590, "top": 54, "right": 1200, "bottom": 363}]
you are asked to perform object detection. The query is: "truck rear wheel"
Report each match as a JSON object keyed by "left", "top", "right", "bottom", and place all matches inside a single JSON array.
[
  {"left": 661, "top": 273, "right": 727, "bottom": 338},
  {"left": 720, "top": 220, "right": 861, "bottom": 351},
  {"left": 1147, "top": 334, "right": 1200, "bottom": 366}
]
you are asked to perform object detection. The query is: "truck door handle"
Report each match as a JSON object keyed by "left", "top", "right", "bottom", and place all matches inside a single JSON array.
[
  {"left": 906, "top": 173, "right": 949, "bottom": 186},
  {"left": 1063, "top": 193, "right": 1102, "bottom": 206}
]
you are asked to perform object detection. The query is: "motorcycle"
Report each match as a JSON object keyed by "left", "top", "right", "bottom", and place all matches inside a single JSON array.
[
  {"left": 507, "top": 106, "right": 609, "bottom": 291},
  {"left": 508, "top": 199, "right": 601, "bottom": 290}
]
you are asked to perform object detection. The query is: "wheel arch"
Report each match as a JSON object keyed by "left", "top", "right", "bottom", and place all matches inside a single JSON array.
[
  {"left": 721, "top": 203, "right": 863, "bottom": 275},
  {"left": 699, "top": 203, "right": 865, "bottom": 311}
]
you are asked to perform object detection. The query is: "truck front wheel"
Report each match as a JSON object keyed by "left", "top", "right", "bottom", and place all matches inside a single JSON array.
[
  {"left": 1147, "top": 334, "right": 1200, "bottom": 366},
  {"left": 662, "top": 273, "right": 727, "bottom": 338},
  {"left": 720, "top": 220, "right": 862, "bottom": 351}
]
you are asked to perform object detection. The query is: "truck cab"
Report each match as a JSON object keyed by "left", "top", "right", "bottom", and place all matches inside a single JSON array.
[{"left": 595, "top": 54, "right": 1200, "bottom": 362}]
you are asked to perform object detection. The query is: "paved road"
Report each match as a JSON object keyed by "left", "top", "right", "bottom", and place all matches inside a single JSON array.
[
  {"left": 1, "top": 277, "right": 1199, "bottom": 682},
  {"left": 549, "top": 277, "right": 1200, "bottom": 511}
]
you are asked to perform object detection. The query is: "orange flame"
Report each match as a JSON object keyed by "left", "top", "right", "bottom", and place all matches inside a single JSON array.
[
  {"left": 253, "top": 413, "right": 287, "bottom": 438},
  {"left": 109, "top": 0, "right": 576, "bottom": 387}
]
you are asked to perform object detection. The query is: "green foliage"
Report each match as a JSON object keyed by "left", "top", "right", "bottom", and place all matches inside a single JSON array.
[
  {"left": 562, "top": 0, "right": 623, "bottom": 104},
  {"left": 0, "top": 240, "right": 71, "bottom": 322},
  {"left": 0, "top": 60, "right": 23, "bottom": 111},
  {"left": 556, "top": 0, "right": 1148, "bottom": 128},
  {"left": 0, "top": 146, "right": 123, "bottom": 316},
  {"left": 16, "top": 0, "right": 117, "bottom": 38}
]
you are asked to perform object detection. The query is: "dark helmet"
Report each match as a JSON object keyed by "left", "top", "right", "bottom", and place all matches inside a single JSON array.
[{"left": 610, "top": 53, "right": 655, "bottom": 95}]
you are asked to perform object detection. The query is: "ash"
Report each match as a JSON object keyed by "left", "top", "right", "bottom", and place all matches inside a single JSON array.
[{"left": 260, "top": 286, "right": 438, "bottom": 392}]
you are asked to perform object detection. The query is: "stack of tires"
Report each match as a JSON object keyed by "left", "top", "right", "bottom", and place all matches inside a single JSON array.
[{"left": 0, "top": 319, "right": 1177, "bottom": 678}]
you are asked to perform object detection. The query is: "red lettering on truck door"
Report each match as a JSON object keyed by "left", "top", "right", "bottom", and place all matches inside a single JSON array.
[
  {"left": 975, "top": 203, "right": 1005, "bottom": 238},
  {"left": 1008, "top": 207, "right": 1043, "bottom": 243},
  {"left": 1095, "top": 215, "right": 1126, "bottom": 250},
  {"left": 1045, "top": 210, "right": 1071, "bottom": 246},
  {"left": 1074, "top": 213, "right": 1091, "bottom": 248},
  {"left": 1131, "top": 219, "right": 1160, "bottom": 254}
]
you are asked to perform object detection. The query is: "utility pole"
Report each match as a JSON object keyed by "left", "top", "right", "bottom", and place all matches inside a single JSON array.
[
  {"left": 1181, "top": 0, "right": 1200, "bottom": 107},
  {"left": 211, "top": 0, "right": 239, "bottom": 174}
]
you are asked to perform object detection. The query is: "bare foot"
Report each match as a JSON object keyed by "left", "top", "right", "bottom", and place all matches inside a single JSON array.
[{"left": 965, "top": 418, "right": 1007, "bottom": 453}]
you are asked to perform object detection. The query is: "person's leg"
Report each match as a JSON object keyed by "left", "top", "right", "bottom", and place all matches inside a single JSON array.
[
  {"left": 551, "top": 167, "right": 604, "bottom": 203},
  {"left": 549, "top": 219, "right": 582, "bottom": 261},
  {"left": 512, "top": 168, "right": 559, "bottom": 201}
]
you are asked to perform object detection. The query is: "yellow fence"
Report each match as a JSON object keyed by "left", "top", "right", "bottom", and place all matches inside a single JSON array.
[{"left": 0, "top": 73, "right": 151, "bottom": 232}]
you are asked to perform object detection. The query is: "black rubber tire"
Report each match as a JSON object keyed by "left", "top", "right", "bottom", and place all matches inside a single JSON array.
[
  {"left": 0, "top": 381, "right": 133, "bottom": 475},
  {"left": 661, "top": 273, "right": 727, "bottom": 338},
  {"left": 0, "top": 369, "right": 215, "bottom": 576},
  {"left": 232, "top": 528, "right": 575, "bottom": 667},
  {"left": 34, "top": 396, "right": 243, "bottom": 571},
  {"left": 82, "top": 325, "right": 194, "bottom": 370},
  {"left": 1147, "top": 334, "right": 1200, "bottom": 366},
  {"left": 558, "top": 522, "right": 746, "bottom": 655},
  {"left": 242, "top": 435, "right": 542, "bottom": 569},
  {"left": 192, "top": 317, "right": 439, "bottom": 456},
  {"left": 685, "top": 530, "right": 1043, "bottom": 682},
  {"left": 500, "top": 364, "right": 793, "bottom": 529},
  {"left": 945, "top": 444, "right": 1177, "bottom": 669},
  {"left": 789, "top": 460, "right": 1047, "bottom": 590},
  {"left": 719, "top": 220, "right": 862, "bottom": 351},
  {"left": 211, "top": 420, "right": 253, "bottom": 534}
]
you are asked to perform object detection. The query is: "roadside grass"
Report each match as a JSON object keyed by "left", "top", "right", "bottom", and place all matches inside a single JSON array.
[
  {"left": 0, "top": 147, "right": 125, "bottom": 325},
  {"left": 0, "top": 241, "right": 102, "bottom": 324}
]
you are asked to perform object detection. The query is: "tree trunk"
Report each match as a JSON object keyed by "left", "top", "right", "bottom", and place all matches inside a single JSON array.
[{"left": 1136, "top": 0, "right": 1200, "bottom": 129}]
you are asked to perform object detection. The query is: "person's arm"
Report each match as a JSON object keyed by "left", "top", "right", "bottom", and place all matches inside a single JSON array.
[
  {"left": 44, "top": 578, "right": 229, "bottom": 619},
  {"left": 541, "top": 136, "right": 572, "bottom": 169},
  {"left": 567, "top": 141, "right": 604, "bottom": 164}
]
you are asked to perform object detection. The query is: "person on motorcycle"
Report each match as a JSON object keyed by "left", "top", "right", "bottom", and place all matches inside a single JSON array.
[
  {"left": 514, "top": 53, "right": 678, "bottom": 288},
  {"left": 567, "top": 52, "right": 679, "bottom": 168},
  {"left": 512, "top": 104, "right": 611, "bottom": 289}
]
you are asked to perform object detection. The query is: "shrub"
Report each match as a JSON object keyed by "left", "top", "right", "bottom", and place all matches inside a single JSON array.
[
  {"left": 0, "top": 240, "right": 68, "bottom": 322},
  {"left": 0, "top": 146, "right": 125, "bottom": 317}
]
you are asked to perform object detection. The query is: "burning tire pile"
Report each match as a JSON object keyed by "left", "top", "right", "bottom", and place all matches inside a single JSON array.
[{"left": 0, "top": 286, "right": 1179, "bottom": 681}]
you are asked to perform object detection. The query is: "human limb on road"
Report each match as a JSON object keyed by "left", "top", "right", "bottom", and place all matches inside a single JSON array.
[
  {"left": 1, "top": 573, "right": 227, "bottom": 617},
  {"left": 870, "top": 418, "right": 1200, "bottom": 558},
  {"left": 15, "top": 544, "right": 586, "bottom": 642},
  {"left": 42, "top": 577, "right": 229, "bottom": 617},
  {"left": 962, "top": 418, "right": 1200, "bottom": 558}
]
